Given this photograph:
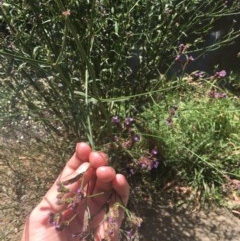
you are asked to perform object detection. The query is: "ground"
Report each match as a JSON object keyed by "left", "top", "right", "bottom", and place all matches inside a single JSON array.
[
  {"left": 1, "top": 133, "right": 240, "bottom": 241},
  {"left": 138, "top": 205, "right": 240, "bottom": 241}
]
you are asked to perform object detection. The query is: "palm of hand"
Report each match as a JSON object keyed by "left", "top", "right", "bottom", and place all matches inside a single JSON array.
[{"left": 21, "top": 143, "right": 129, "bottom": 241}]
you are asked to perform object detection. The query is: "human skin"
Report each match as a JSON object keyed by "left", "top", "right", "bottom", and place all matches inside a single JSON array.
[{"left": 21, "top": 142, "right": 130, "bottom": 241}]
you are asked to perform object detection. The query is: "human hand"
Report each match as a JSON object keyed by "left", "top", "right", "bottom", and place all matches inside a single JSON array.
[{"left": 21, "top": 142, "right": 129, "bottom": 241}]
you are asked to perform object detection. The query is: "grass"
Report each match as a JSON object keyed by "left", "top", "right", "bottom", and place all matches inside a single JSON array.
[
  {"left": 95, "top": 74, "right": 240, "bottom": 205},
  {"left": 139, "top": 77, "right": 240, "bottom": 191},
  {"left": 1, "top": 73, "right": 240, "bottom": 240}
]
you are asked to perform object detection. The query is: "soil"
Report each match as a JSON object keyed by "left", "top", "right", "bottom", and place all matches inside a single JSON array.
[
  {"left": 2, "top": 204, "right": 239, "bottom": 241},
  {"left": 138, "top": 204, "right": 240, "bottom": 241},
  {"left": 1, "top": 133, "right": 240, "bottom": 241}
]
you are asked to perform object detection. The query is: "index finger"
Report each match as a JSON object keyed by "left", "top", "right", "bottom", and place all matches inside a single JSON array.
[
  {"left": 66, "top": 142, "right": 92, "bottom": 171},
  {"left": 36, "top": 143, "right": 92, "bottom": 214}
]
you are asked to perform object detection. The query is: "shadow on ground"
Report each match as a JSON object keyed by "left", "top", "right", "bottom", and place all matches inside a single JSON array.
[{"left": 138, "top": 204, "right": 240, "bottom": 241}]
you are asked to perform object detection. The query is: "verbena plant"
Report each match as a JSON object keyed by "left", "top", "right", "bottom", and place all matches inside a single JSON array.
[
  {"left": 0, "top": 0, "right": 239, "bottom": 233},
  {"left": 140, "top": 77, "right": 240, "bottom": 192},
  {"left": 102, "top": 72, "right": 240, "bottom": 203},
  {"left": 0, "top": 0, "right": 239, "bottom": 146},
  {"left": 0, "top": 0, "right": 240, "bottom": 240}
]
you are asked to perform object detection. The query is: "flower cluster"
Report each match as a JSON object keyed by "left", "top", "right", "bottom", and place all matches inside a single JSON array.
[
  {"left": 166, "top": 105, "right": 178, "bottom": 127},
  {"left": 111, "top": 115, "right": 160, "bottom": 175},
  {"left": 214, "top": 70, "right": 227, "bottom": 79},
  {"left": 178, "top": 43, "right": 187, "bottom": 53},
  {"left": 48, "top": 172, "right": 104, "bottom": 239},
  {"left": 123, "top": 212, "right": 143, "bottom": 240},
  {"left": 125, "top": 146, "right": 160, "bottom": 176},
  {"left": 208, "top": 90, "right": 227, "bottom": 99},
  {"left": 48, "top": 163, "right": 142, "bottom": 240},
  {"left": 138, "top": 147, "right": 159, "bottom": 171},
  {"left": 103, "top": 203, "right": 121, "bottom": 240},
  {"left": 112, "top": 116, "right": 140, "bottom": 149},
  {"left": 102, "top": 202, "right": 142, "bottom": 241},
  {"left": 175, "top": 43, "right": 194, "bottom": 68},
  {"left": 191, "top": 70, "right": 206, "bottom": 80}
]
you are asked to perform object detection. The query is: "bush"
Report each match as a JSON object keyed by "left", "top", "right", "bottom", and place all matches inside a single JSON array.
[
  {"left": 0, "top": 1, "right": 240, "bottom": 240},
  {"left": 139, "top": 76, "right": 240, "bottom": 196},
  {"left": 0, "top": 0, "right": 239, "bottom": 145}
]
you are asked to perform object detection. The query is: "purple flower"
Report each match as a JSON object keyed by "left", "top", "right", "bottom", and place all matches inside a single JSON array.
[
  {"left": 208, "top": 90, "right": 227, "bottom": 99},
  {"left": 178, "top": 43, "right": 186, "bottom": 53},
  {"left": 107, "top": 216, "right": 116, "bottom": 223},
  {"left": 139, "top": 156, "right": 159, "bottom": 171},
  {"left": 175, "top": 54, "right": 181, "bottom": 62},
  {"left": 124, "top": 117, "right": 135, "bottom": 127},
  {"left": 192, "top": 71, "right": 205, "bottom": 79},
  {"left": 140, "top": 163, "right": 147, "bottom": 169},
  {"left": 151, "top": 147, "right": 158, "bottom": 156},
  {"left": 215, "top": 93, "right": 227, "bottom": 99},
  {"left": 133, "top": 134, "right": 140, "bottom": 142},
  {"left": 113, "top": 135, "right": 119, "bottom": 142},
  {"left": 48, "top": 213, "right": 55, "bottom": 224},
  {"left": 127, "top": 167, "right": 135, "bottom": 176},
  {"left": 76, "top": 188, "right": 84, "bottom": 201},
  {"left": 187, "top": 55, "right": 194, "bottom": 62},
  {"left": 76, "top": 187, "right": 82, "bottom": 193},
  {"left": 139, "top": 156, "right": 150, "bottom": 169},
  {"left": 153, "top": 160, "right": 159, "bottom": 169},
  {"left": 214, "top": 70, "right": 227, "bottom": 78},
  {"left": 112, "top": 115, "right": 120, "bottom": 124},
  {"left": 126, "top": 230, "right": 134, "bottom": 240},
  {"left": 55, "top": 223, "right": 65, "bottom": 231},
  {"left": 126, "top": 164, "right": 135, "bottom": 176}
]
